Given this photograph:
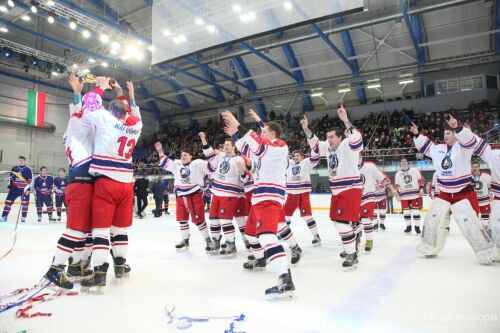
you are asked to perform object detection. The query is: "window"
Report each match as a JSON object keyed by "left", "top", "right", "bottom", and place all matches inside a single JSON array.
[
  {"left": 460, "top": 75, "right": 483, "bottom": 91},
  {"left": 436, "top": 78, "right": 459, "bottom": 94}
]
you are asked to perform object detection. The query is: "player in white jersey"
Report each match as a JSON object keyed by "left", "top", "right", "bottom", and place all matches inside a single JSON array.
[
  {"left": 471, "top": 161, "right": 492, "bottom": 230},
  {"left": 429, "top": 171, "right": 440, "bottom": 199},
  {"left": 472, "top": 137, "right": 500, "bottom": 260},
  {"left": 284, "top": 149, "right": 322, "bottom": 246},
  {"left": 358, "top": 158, "right": 396, "bottom": 253},
  {"left": 155, "top": 140, "right": 215, "bottom": 253},
  {"left": 301, "top": 105, "right": 363, "bottom": 270},
  {"left": 200, "top": 132, "right": 247, "bottom": 257},
  {"left": 44, "top": 74, "right": 97, "bottom": 289},
  {"left": 80, "top": 78, "right": 142, "bottom": 293},
  {"left": 394, "top": 158, "right": 424, "bottom": 234},
  {"left": 412, "top": 115, "right": 496, "bottom": 264},
  {"left": 222, "top": 110, "right": 295, "bottom": 300}
]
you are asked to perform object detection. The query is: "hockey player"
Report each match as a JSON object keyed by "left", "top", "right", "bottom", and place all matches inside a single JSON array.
[
  {"left": 163, "top": 176, "right": 170, "bottom": 214},
  {"left": 472, "top": 138, "right": 499, "bottom": 260},
  {"left": 155, "top": 141, "right": 215, "bottom": 253},
  {"left": 301, "top": 105, "right": 363, "bottom": 270},
  {"left": 33, "top": 166, "right": 56, "bottom": 222},
  {"left": 471, "top": 161, "right": 492, "bottom": 232},
  {"left": 394, "top": 158, "right": 424, "bottom": 234},
  {"left": 202, "top": 178, "right": 212, "bottom": 212},
  {"left": 284, "top": 149, "right": 322, "bottom": 246},
  {"left": 222, "top": 109, "right": 295, "bottom": 300},
  {"left": 201, "top": 133, "right": 247, "bottom": 257},
  {"left": 1, "top": 156, "right": 32, "bottom": 223},
  {"left": 429, "top": 171, "right": 439, "bottom": 199},
  {"left": 358, "top": 157, "right": 395, "bottom": 253},
  {"left": 412, "top": 115, "right": 496, "bottom": 264},
  {"left": 53, "top": 168, "right": 68, "bottom": 221},
  {"left": 44, "top": 73, "right": 98, "bottom": 289},
  {"left": 373, "top": 177, "right": 390, "bottom": 231},
  {"left": 80, "top": 78, "right": 142, "bottom": 293}
]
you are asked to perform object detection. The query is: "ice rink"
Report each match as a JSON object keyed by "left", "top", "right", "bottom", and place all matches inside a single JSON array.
[{"left": 1, "top": 205, "right": 499, "bottom": 333}]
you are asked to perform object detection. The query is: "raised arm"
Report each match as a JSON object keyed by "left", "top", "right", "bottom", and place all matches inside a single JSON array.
[
  {"left": 221, "top": 110, "right": 263, "bottom": 156},
  {"left": 249, "top": 109, "right": 265, "bottom": 129},
  {"left": 154, "top": 141, "right": 174, "bottom": 173},
  {"left": 199, "top": 132, "right": 218, "bottom": 174},
  {"left": 411, "top": 122, "right": 436, "bottom": 158},
  {"left": 338, "top": 105, "right": 363, "bottom": 151}
]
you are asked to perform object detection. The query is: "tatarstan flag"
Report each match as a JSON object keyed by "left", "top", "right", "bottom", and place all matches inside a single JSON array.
[{"left": 27, "top": 90, "right": 46, "bottom": 127}]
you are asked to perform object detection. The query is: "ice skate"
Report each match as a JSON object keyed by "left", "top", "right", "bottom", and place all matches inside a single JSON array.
[
  {"left": 0, "top": 216, "right": 6, "bottom": 223},
  {"left": 311, "top": 234, "right": 321, "bottom": 247},
  {"left": 220, "top": 241, "right": 236, "bottom": 258},
  {"left": 404, "top": 226, "right": 412, "bottom": 234},
  {"left": 208, "top": 236, "right": 221, "bottom": 255},
  {"left": 342, "top": 253, "right": 358, "bottom": 271},
  {"left": 415, "top": 226, "right": 421, "bottom": 234},
  {"left": 81, "top": 263, "right": 109, "bottom": 295},
  {"left": 112, "top": 256, "right": 129, "bottom": 278},
  {"left": 243, "top": 256, "right": 266, "bottom": 271},
  {"left": 175, "top": 238, "right": 190, "bottom": 251},
  {"left": 290, "top": 245, "right": 302, "bottom": 265},
  {"left": 44, "top": 264, "right": 73, "bottom": 289},
  {"left": 265, "top": 270, "right": 296, "bottom": 301},
  {"left": 67, "top": 259, "right": 93, "bottom": 283},
  {"left": 37, "top": 216, "right": 42, "bottom": 222},
  {"left": 380, "top": 223, "right": 386, "bottom": 231}
]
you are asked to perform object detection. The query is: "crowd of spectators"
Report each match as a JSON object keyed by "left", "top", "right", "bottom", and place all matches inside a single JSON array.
[{"left": 133, "top": 100, "right": 497, "bottom": 173}]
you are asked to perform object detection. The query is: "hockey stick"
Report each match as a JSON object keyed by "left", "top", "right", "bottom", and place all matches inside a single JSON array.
[{"left": 0, "top": 201, "right": 22, "bottom": 261}]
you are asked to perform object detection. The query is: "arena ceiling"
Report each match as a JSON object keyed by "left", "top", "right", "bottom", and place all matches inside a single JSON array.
[{"left": 0, "top": 0, "right": 498, "bottom": 121}]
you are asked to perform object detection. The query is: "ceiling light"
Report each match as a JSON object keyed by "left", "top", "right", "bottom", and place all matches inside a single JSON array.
[
  {"left": 399, "top": 73, "right": 413, "bottom": 78},
  {"left": 0, "top": 27, "right": 8, "bottom": 33},
  {"left": 47, "top": 0, "right": 55, "bottom": 6},
  {"left": 4, "top": 50, "right": 11, "bottom": 57},
  {"left": 69, "top": 21, "right": 77, "bottom": 30},
  {"left": 82, "top": 30, "right": 90, "bottom": 38},
  {"left": 283, "top": 1, "right": 293, "bottom": 10},
  {"left": 88, "top": 58, "right": 96, "bottom": 63},
  {"left": 30, "top": 5, "right": 37, "bottom": 14},
  {"left": 51, "top": 71, "right": 58, "bottom": 76},
  {"left": 173, "top": 34, "right": 187, "bottom": 44},
  {"left": 21, "top": 15, "right": 31, "bottom": 21},
  {"left": 100, "top": 33, "right": 110, "bottom": 44},
  {"left": 162, "top": 29, "right": 171, "bottom": 36},
  {"left": 399, "top": 79, "right": 414, "bottom": 85},
  {"left": 111, "top": 41, "right": 121, "bottom": 51},
  {"left": 311, "top": 92, "right": 323, "bottom": 97},
  {"left": 367, "top": 84, "right": 381, "bottom": 89},
  {"left": 0, "top": 5, "right": 8, "bottom": 12},
  {"left": 338, "top": 88, "right": 351, "bottom": 93},
  {"left": 147, "top": 45, "right": 155, "bottom": 52},
  {"left": 195, "top": 17, "right": 204, "bottom": 25},
  {"left": 7, "top": 0, "right": 14, "bottom": 8},
  {"left": 47, "top": 15, "right": 54, "bottom": 24},
  {"left": 232, "top": 4, "right": 242, "bottom": 13},
  {"left": 206, "top": 24, "right": 216, "bottom": 33},
  {"left": 101, "top": 62, "right": 108, "bottom": 68},
  {"left": 367, "top": 78, "right": 380, "bottom": 83}
]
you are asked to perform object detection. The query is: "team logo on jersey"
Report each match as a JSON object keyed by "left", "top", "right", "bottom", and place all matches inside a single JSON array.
[
  {"left": 441, "top": 156, "right": 452, "bottom": 170},
  {"left": 292, "top": 165, "right": 301, "bottom": 176},
  {"left": 363, "top": 208, "right": 368, "bottom": 214},
  {"left": 219, "top": 157, "right": 230, "bottom": 174},
  {"left": 328, "top": 153, "right": 338, "bottom": 170},
  {"left": 42, "top": 182, "right": 46, "bottom": 187},
  {"left": 220, "top": 208, "right": 225, "bottom": 214},
  {"left": 195, "top": 214, "right": 199, "bottom": 220},
  {"left": 474, "top": 181, "right": 483, "bottom": 190},
  {"left": 255, "top": 159, "right": 262, "bottom": 171},
  {"left": 336, "top": 208, "right": 343, "bottom": 216},
  {"left": 360, "top": 174, "right": 366, "bottom": 185},
  {"left": 180, "top": 167, "right": 191, "bottom": 179},
  {"left": 403, "top": 175, "right": 412, "bottom": 184}
]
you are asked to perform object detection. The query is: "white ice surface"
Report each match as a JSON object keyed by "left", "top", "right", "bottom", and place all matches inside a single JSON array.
[{"left": 0, "top": 207, "right": 499, "bottom": 333}]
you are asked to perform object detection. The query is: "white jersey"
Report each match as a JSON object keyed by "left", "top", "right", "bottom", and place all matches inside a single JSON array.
[
  {"left": 203, "top": 147, "right": 245, "bottom": 198},
  {"left": 239, "top": 142, "right": 256, "bottom": 193},
  {"left": 307, "top": 129, "right": 363, "bottom": 195},
  {"left": 286, "top": 155, "right": 319, "bottom": 194},
  {"left": 474, "top": 139, "right": 500, "bottom": 200},
  {"left": 359, "top": 161, "right": 389, "bottom": 205},
  {"left": 414, "top": 127, "right": 476, "bottom": 194},
  {"left": 235, "top": 130, "right": 288, "bottom": 206},
  {"left": 159, "top": 157, "right": 210, "bottom": 196},
  {"left": 394, "top": 167, "right": 422, "bottom": 200},
  {"left": 472, "top": 172, "right": 491, "bottom": 207},
  {"left": 84, "top": 105, "right": 142, "bottom": 183},
  {"left": 429, "top": 171, "right": 440, "bottom": 198},
  {"left": 63, "top": 102, "right": 95, "bottom": 183}
]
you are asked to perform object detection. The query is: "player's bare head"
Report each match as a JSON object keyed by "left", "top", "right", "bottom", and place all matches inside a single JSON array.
[
  {"left": 326, "top": 128, "right": 345, "bottom": 149},
  {"left": 263, "top": 121, "right": 282, "bottom": 140},
  {"left": 180, "top": 150, "right": 193, "bottom": 164},
  {"left": 400, "top": 158, "right": 409, "bottom": 169},
  {"left": 293, "top": 150, "right": 304, "bottom": 163},
  {"left": 223, "top": 139, "right": 236, "bottom": 154},
  {"left": 59, "top": 168, "right": 65, "bottom": 176},
  {"left": 443, "top": 128, "right": 457, "bottom": 146},
  {"left": 18, "top": 156, "right": 26, "bottom": 166},
  {"left": 109, "top": 99, "right": 128, "bottom": 120},
  {"left": 40, "top": 166, "right": 47, "bottom": 175},
  {"left": 158, "top": 173, "right": 163, "bottom": 179},
  {"left": 471, "top": 161, "right": 481, "bottom": 174}
]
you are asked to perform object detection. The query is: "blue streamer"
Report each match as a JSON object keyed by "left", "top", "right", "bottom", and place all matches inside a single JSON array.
[{"left": 165, "top": 305, "right": 245, "bottom": 332}]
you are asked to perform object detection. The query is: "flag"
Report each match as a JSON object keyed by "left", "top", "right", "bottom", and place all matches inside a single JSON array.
[{"left": 27, "top": 90, "right": 46, "bottom": 127}]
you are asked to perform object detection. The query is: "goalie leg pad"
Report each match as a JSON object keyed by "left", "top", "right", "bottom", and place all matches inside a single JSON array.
[
  {"left": 416, "top": 198, "right": 451, "bottom": 257},
  {"left": 489, "top": 200, "right": 500, "bottom": 261},
  {"left": 451, "top": 199, "right": 496, "bottom": 265}
]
